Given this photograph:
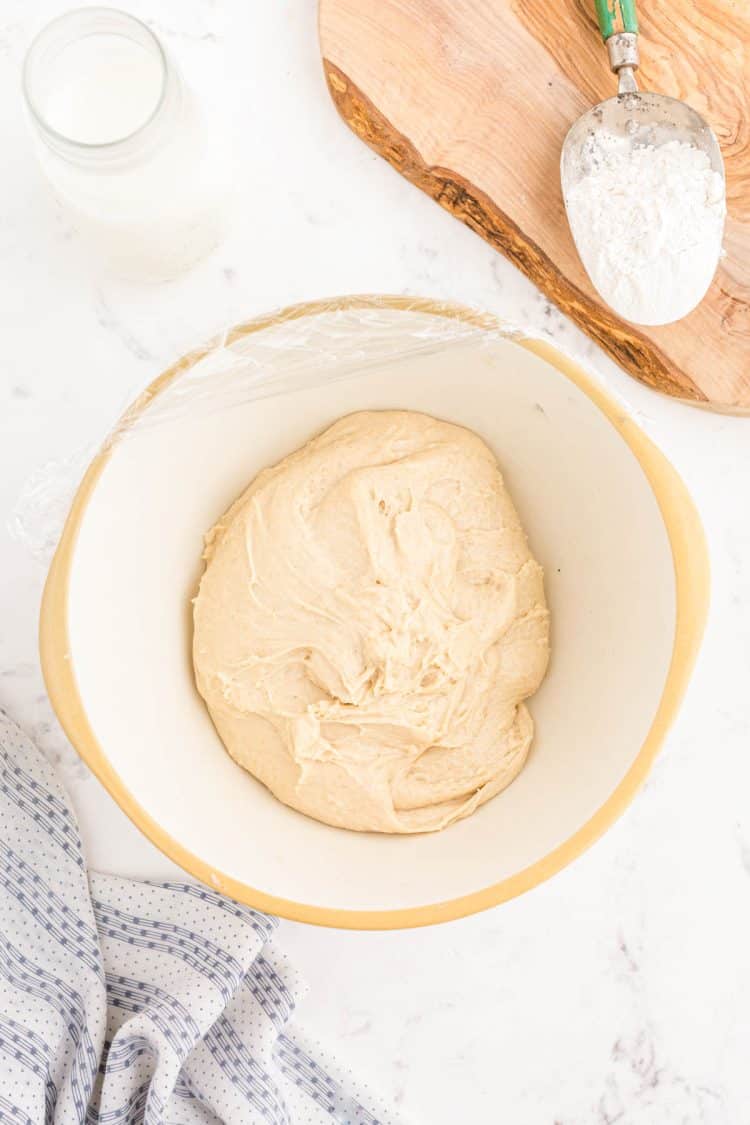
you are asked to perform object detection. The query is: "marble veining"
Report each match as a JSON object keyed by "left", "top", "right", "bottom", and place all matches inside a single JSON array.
[{"left": 1, "top": 2, "right": 749, "bottom": 1122}]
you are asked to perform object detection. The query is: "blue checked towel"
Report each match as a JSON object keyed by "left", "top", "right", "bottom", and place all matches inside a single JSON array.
[{"left": 0, "top": 711, "right": 396, "bottom": 1125}]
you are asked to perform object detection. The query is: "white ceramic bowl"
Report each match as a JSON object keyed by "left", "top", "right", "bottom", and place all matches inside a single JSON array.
[{"left": 41, "top": 297, "right": 708, "bottom": 928}]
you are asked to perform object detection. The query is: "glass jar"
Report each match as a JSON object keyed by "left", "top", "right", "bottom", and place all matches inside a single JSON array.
[{"left": 23, "top": 7, "right": 229, "bottom": 281}]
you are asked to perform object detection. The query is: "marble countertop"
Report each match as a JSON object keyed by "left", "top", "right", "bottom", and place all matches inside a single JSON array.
[{"left": 1, "top": 2, "right": 749, "bottom": 1121}]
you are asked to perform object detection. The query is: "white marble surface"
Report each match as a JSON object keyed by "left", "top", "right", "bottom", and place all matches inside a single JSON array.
[{"left": 1, "top": 3, "right": 749, "bottom": 1122}]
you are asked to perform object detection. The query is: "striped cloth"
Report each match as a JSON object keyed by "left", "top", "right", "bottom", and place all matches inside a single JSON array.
[{"left": 0, "top": 711, "right": 396, "bottom": 1125}]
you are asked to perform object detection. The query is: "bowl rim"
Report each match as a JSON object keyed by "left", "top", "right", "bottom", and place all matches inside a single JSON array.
[{"left": 39, "top": 294, "right": 710, "bottom": 929}]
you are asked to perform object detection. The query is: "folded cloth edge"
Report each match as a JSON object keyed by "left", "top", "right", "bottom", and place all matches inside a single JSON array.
[{"left": 0, "top": 709, "right": 399, "bottom": 1125}]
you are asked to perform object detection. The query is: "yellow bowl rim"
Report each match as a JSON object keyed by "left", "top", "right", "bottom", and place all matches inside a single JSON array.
[{"left": 39, "top": 294, "right": 710, "bottom": 929}]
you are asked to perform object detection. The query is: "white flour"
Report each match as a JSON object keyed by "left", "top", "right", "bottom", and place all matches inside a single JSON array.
[{"left": 565, "top": 135, "right": 725, "bottom": 326}]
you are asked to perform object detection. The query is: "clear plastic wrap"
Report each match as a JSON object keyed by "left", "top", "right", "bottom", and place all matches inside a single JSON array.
[
  {"left": 10, "top": 294, "right": 640, "bottom": 564},
  {"left": 113, "top": 297, "right": 526, "bottom": 433}
]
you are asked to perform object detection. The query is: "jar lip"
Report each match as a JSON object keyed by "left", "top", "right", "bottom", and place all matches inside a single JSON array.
[{"left": 22, "top": 6, "right": 169, "bottom": 153}]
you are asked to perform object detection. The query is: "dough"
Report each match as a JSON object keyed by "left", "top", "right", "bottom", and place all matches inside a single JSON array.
[{"left": 193, "top": 411, "right": 550, "bottom": 833}]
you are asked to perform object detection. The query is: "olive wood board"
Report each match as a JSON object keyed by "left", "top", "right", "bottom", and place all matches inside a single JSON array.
[{"left": 319, "top": 0, "right": 750, "bottom": 410}]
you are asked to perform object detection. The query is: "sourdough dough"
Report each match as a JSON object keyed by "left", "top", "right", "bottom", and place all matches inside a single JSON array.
[{"left": 193, "top": 411, "right": 550, "bottom": 833}]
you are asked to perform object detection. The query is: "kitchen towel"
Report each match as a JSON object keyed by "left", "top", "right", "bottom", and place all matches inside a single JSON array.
[{"left": 0, "top": 710, "right": 395, "bottom": 1125}]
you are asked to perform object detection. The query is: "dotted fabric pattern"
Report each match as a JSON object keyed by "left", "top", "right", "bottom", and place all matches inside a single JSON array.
[{"left": 0, "top": 711, "right": 398, "bottom": 1125}]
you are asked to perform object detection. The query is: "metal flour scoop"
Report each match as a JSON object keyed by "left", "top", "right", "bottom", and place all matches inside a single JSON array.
[{"left": 560, "top": 0, "right": 726, "bottom": 325}]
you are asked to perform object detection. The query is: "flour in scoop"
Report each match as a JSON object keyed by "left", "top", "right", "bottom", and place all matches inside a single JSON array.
[{"left": 565, "top": 135, "right": 725, "bottom": 326}]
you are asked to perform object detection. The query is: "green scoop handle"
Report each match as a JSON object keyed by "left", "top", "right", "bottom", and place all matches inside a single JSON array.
[{"left": 594, "top": 0, "right": 638, "bottom": 40}]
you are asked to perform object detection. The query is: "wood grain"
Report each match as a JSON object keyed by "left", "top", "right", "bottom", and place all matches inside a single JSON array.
[{"left": 320, "top": 0, "right": 750, "bottom": 409}]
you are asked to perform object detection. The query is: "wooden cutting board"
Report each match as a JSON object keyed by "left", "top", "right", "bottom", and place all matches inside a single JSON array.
[{"left": 319, "top": 0, "right": 750, "bottom": 410}]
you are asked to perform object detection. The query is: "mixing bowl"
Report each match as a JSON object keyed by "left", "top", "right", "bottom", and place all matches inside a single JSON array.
[{"left": 40, "top": 296, "right": 708, "bottom": 928}]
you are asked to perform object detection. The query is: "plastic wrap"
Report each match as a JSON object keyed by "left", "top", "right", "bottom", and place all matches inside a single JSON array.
[
  {"left": 111, "top": 298, "right": 527, "bottom": 434},
  {"left": 10, "top": 294, "right": 640, "bottom": 564}
]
